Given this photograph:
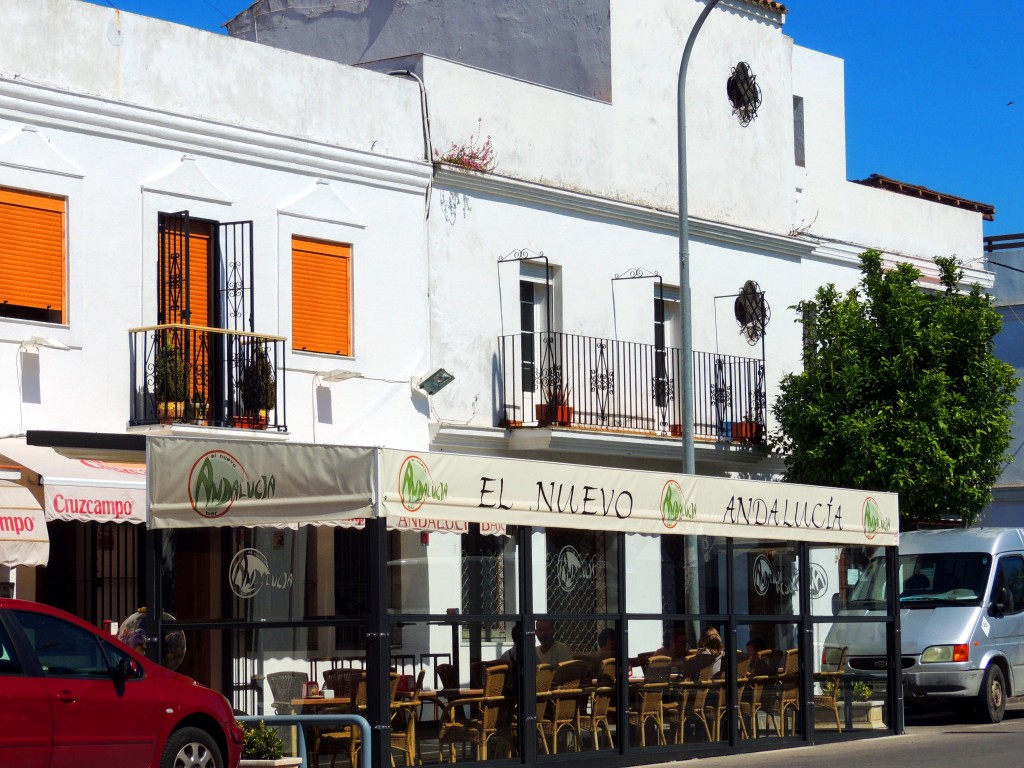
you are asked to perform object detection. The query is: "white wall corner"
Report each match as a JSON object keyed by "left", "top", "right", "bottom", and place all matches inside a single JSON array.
[
  {"left": 278, "top": 179, "right": 366, "bottom": 228},
  {"left": 141, "top": 154, "right": 232, "bottom": 205}
]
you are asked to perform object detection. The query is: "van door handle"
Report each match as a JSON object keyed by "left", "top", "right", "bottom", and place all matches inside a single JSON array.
[{"left": 56, "top": 690, "right": 79, "bottom": 703}]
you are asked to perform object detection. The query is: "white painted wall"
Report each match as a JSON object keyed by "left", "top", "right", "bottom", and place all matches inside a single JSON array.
[{"left": 0, "top": 0, "right": 433, "bottom": 449}]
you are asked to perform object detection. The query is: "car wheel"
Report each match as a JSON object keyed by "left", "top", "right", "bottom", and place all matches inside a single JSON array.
[
  {"left": 161, "top": 726, "right": 223, "bottom": 768},
  {"left": 977, "top": 664, "right": 1006, "bottom": 724}
]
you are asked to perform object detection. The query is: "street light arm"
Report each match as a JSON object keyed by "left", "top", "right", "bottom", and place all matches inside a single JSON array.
[{"left": 678, "top": 0, "right": 722, "bottom": 475}]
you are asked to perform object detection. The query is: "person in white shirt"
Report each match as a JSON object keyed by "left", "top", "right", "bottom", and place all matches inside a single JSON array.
[{"left": 535, "top": 619, "right": 573, "bottom": 665}]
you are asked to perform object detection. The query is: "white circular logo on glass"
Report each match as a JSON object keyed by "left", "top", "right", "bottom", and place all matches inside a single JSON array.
[
  {"left": 752, "top": 553, "right": 773, "bottom": 597},
  {"left": 556, "top": 545, "right": 587, "bottom": 593},
  {"left": 229, "top": 548, "right": 270, "bottom": 599}
]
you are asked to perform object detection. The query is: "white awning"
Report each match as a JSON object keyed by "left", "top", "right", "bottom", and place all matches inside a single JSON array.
[
  {"left": 147, "top": 437, "right": 899, "bottom": 546},
  {"left": 0, "top": 437, "right": 146, "bottom": 524},
  {"left": 0, "top": 480, "right": 49, "bottom": 567}
]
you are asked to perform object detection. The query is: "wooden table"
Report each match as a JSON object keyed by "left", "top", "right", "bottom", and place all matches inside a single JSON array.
[{"left": 291, "top": 696, "right": 354, "bottom": 711}]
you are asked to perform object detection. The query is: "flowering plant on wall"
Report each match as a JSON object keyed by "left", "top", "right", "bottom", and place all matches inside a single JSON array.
[{"left": 435, "top": 119, "right": 498, "bottom": 173}]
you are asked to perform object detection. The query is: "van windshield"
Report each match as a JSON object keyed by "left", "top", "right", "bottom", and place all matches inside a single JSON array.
[
  {"left": 845, "top": 552, "right": 992, "bottom": 610},
  {"left": 898, "top": 552, "right": 991, "bottom": 608}
]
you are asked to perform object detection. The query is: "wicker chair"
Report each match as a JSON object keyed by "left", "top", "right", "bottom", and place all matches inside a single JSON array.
[
  {"left": 739, "top": 648, "right": 783, "bottom": 738},
  {"left": 391, "top": 669, "right": 426, "bottom": 767},
  {"left": 536, "top": 659, "right": 589, "bottom": 754},
  {"left": 813, "top": 646, "right": 848, "bottom": 732},
  {"left": 577, "top": 658, "right": 616, "bottom": 750},
  {"left": 438, "top": 664, "right": 512, "bottom": 762},
  {"left": 266, "top": 670, "right": 308, "bottom": 715},
  {"left": 771, "top": 649, "right": 801, "bottom": 736},
  {"left": 317, "top": 676, "right": 367, "bottom": 768}
]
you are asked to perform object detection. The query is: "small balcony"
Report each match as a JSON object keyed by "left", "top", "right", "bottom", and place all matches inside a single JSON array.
[
  {"left": 498, "top": 332, "right": 765, "bottom": 444},
  {"left": 129, "top": 323, "right": 287, "bottom": 431}
]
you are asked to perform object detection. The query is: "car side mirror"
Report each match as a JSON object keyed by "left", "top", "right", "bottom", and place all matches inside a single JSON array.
[
  {"left": 113, "top": 657, "right": 142, "bottom": 682},
  {"left": 831, "top": 592, "right": 842, "bottom": 616}
]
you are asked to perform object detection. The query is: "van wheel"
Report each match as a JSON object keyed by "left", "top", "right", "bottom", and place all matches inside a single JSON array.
[
  {"left": 161, "top": 727, "right": 223, "bottom": 768},
  {"left": 977, "top": 664, "right": 1006, "bottom": 724}
]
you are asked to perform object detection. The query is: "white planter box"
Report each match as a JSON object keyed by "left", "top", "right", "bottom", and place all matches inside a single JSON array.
[{"left": 239, "top": 759, "right": 302, "bottom": 767}]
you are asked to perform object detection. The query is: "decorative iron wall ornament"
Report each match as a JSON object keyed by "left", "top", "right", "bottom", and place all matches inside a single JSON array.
[
  {"left": 727, "top": 62, "right": 762, "bottom": 126},
  {"left": 734, "top": 280, "right": 770, "bottom": 345}
]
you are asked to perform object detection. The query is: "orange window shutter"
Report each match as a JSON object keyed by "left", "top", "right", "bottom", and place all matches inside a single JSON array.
[
  {"left": 0, "top": 188, "right": 65, "bottom": 322},
  {"left": 292, "top": 236, "right": 351, "bottom": 356}
]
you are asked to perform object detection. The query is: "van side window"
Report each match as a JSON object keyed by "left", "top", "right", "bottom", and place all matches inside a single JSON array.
[{"left": 993, "top": 556, "right": 1024, "bottom": 615}]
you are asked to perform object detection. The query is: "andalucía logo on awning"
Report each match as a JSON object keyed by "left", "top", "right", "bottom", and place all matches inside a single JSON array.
[
  {"left": 660, "top": 479, "right": 696, "bottom": 529},
  {"left": 188, "top": 449, "right": 277, "bottom": 519},
  {"left": 398, "top": 455, "right": 448, "bottom": 513},
  {"left": 862, "top": 496, "right": 888, "bottom": 540}
]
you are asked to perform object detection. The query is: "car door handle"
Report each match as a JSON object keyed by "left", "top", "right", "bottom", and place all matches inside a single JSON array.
[{"left": 56, "top": 690, "right": 79, "bottom": 703}]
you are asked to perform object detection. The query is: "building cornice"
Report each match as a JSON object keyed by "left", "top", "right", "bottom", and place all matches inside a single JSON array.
[
  {"left": 0, "top": 77, "right": 431, "bottom": 195},
  {"left": 434, "top": 164, "right": 815, "bottom": 260}
]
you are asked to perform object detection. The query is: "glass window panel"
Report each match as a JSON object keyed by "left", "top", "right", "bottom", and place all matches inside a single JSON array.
[
  {"left": 733, "top": 539, "right": 800, "bottom": 616},
  {"left": 812, "top": 622, "right": 890, "bottom": 734},
  {"left": 625, "top": 534, "right": 724, "bottom": 614},
  {"left": 163, "top": 525, "right": 366, "bottom": 624},
  {"left": 13, "top": 611, "right": 110, "bottom": 679},
  {"left": 531, "top": 529, "right": 618, "bottom": 615},
  {"left": 389, "top": 526, "right": 519, "bottom": 617}
]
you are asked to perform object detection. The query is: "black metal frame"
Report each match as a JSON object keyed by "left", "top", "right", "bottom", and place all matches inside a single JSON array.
[{"left": 145, "top": 526, "right": 900, "bottom": 767}]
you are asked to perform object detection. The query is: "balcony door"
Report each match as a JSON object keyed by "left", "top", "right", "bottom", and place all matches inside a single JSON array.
[
  {"left": 520, "top": 264, "right": 558, "bottom": 419},
  {"left": 654, "top": 292, "right": 681, "bottom": 428},
  {"left": 157, "top": 211, "right": 254, "bottom": 425}
]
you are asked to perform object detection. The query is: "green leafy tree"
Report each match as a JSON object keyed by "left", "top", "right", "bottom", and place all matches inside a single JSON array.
[{"left": 772, "top": 250, "right": 1017, "bottom": 528}]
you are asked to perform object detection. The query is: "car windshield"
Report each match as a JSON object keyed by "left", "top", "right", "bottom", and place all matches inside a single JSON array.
[{"left": 898, "top": 552, "right": 991, "bottom": 607}]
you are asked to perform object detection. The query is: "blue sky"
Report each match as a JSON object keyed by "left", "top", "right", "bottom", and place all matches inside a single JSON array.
[{"left": 85, "top": 0, "right": 1022, "bottom": 237}]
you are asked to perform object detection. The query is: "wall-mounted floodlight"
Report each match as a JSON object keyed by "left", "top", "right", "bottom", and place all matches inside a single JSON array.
[
  {"left": 20, "top": 336, "right": 70, "bottom": 351},
  {"left": 317, "top": 369, "right": 363, "bottom": 382},
  {"left": 416, "top": 368, "right": 454, "bottom": 395}
]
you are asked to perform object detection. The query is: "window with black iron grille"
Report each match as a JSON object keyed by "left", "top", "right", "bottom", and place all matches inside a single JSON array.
[
  {"left": 462, "top": 532, "right": 509, "bottom": 643},
  {"left": 544, "top": 531, "right": 609, "bottom": 652}
]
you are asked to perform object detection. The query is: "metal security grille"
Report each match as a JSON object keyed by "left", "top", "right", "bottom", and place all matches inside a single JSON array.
[
  {"left": 41, "top": 521, "right": 143, "bottom": 627},
  {"left": 462, "top": 534, "right": 508, "bottom": 642},
  {"left": 232, "top": 629, "right": 261, "bottom": 715},
  {"left": 545, "top": 532, "right": 607, "bottom": 652}
]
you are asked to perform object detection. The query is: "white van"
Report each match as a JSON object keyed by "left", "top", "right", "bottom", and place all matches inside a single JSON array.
[{"left": 826, "top": 527, "right": 1024, "bottom": 723}]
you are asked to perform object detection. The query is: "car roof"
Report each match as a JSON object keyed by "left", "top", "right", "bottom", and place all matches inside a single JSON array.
[{"left": 901, "top": 527, "right": 1024, "bottom": 555}]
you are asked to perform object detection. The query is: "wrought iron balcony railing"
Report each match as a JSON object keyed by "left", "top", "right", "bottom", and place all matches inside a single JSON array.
[
  {"left": 129, "top": 323, "right": 287, "bottom": 431},
  {"left": 498, "top": 332, "right": 765, "bottom": 444}
]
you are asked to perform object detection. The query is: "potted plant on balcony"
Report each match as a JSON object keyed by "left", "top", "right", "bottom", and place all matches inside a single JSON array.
[
  {"left": 730, "top": 412, "right": 761, "bottom": 444},
  {"left": 238, "top": 721, "right": 301, "bottom": 767},
  {"left": 154, "top": 342, "right": 188, "bottom": 423},
  {"left": 536, "top": 379, "right": 573, "bottom": 427},
  {"left": 237, "top": 342, "right": 276, "bottom": 429}
]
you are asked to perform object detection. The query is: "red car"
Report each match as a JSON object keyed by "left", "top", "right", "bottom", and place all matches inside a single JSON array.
[{"left": 0, "top": 598, "right": 242, "bottom": 768}]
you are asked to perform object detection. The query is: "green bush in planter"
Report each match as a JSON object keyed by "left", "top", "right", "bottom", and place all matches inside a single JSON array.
[
  {"left": 154, "top": 343, "right": 188, "bottom": 403},
  {"left": 240, "top": 342, "right": 276, "bottom": 416},
  {"left": 240, "top": 720, "right": 284, "bottom": 760},
  {"left": 852, "top": 681, "right": 873, "bottom": 701}
]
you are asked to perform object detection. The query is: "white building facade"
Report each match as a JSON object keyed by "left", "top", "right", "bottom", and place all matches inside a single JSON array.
[{"left": 0, "top": 0, "right": 993, "bottom": 761}]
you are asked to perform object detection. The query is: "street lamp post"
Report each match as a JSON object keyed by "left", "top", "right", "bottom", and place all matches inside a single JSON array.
[
  {"left": 678, "top": 0, "right": 721, "bottom": 475},
  {"left": 678, "top": 0, "right": 721, "bottom": 641}
]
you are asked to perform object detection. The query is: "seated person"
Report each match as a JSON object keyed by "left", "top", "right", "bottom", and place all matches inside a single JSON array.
[
  {"left": 590, "top": 627, "right": 617, "bottom": 678},
  {"left": 744, "top": 637, "right": 775, "bottom": 677},
  {"left": 535, "top": 619, "right": 573, "bottom": 665},
  {"left": 696, "top": 626, "right": 724, "bottom": 677},
  {"left": 653, "top": 625, "right": 689, "bottom": 670}
]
